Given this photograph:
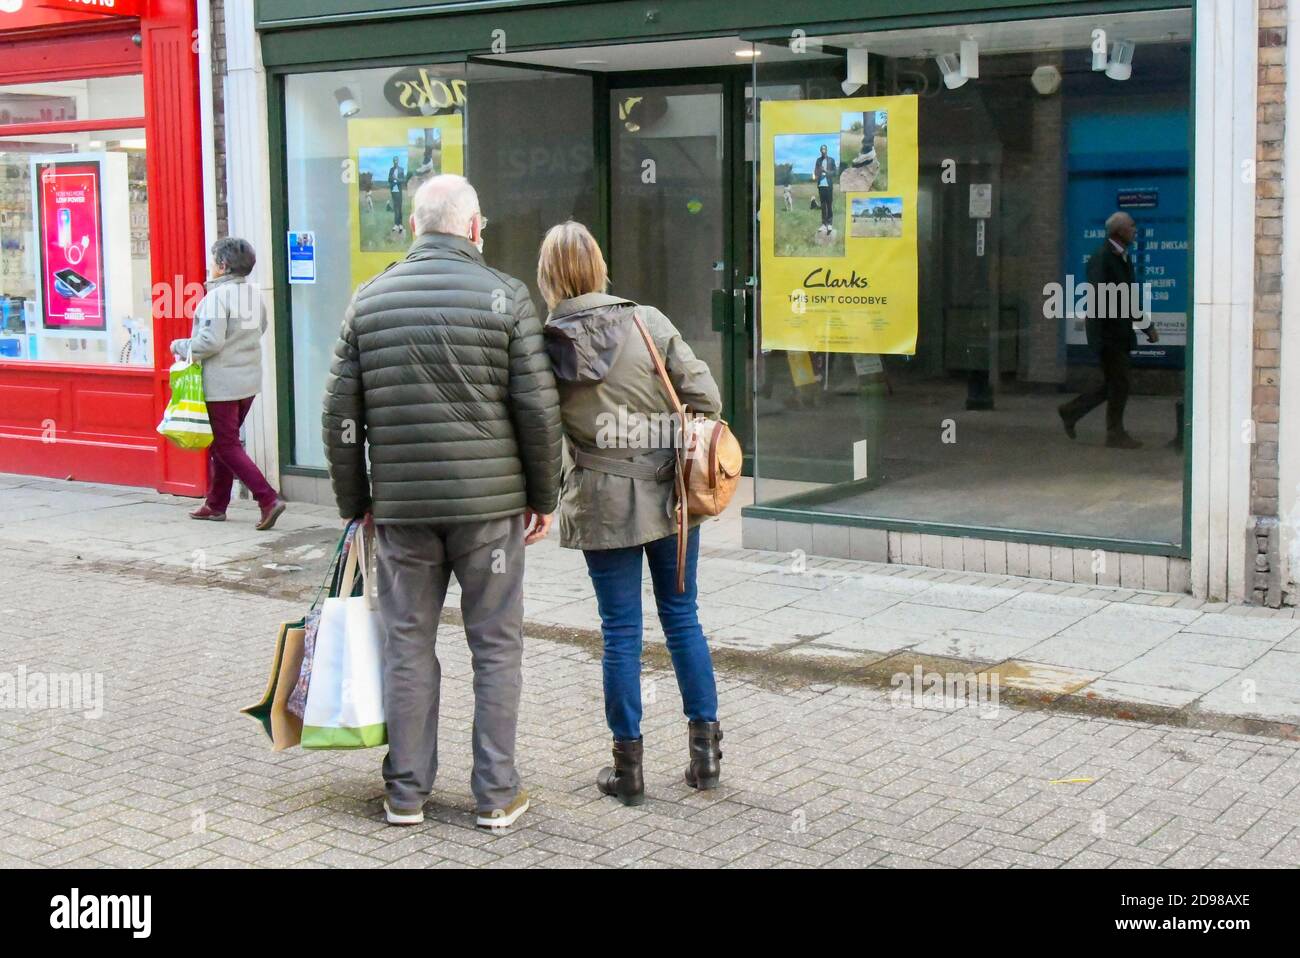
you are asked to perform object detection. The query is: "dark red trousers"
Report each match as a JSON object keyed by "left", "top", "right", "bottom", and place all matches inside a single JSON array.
[{"left": 205, "top": 396, "right": 277, "bottom": 513}]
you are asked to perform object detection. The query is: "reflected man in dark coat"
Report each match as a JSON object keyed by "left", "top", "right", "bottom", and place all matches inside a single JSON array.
[{"left": 1058, "top": 211, "right": 1159, "bottom": 449}]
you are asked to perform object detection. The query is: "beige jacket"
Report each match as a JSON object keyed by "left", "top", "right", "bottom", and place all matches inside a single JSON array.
[{"left": 171, "top": 274, "right": 267, "bottom": 402}]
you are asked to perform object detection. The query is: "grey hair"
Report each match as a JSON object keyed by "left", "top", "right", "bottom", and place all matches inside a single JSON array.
[
  {"left": 211, "top": 237, "right": 256, "bottom": 277},
  {"left": 412, "top": 174, "right": 480, "bottom": 237},
  {"left": 1105, "top": 211, "right": 1133, "bottom": 235}
]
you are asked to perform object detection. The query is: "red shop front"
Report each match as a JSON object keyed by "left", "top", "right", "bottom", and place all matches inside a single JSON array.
[{"left": 0, "top": 0, "right": 206, "bottom": 494}]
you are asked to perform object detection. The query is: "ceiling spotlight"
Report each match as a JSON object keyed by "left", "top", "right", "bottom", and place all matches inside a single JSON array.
[
  {"left": 1105, "top": 40, "right": 1135, "bottom": 80},
  {"left": 1031, "top": 64, "right": 1062, "bottom": 96},
  {"left": 334, "top": 86, "right": 360, "bottom": 118},
  {"left": 842, "top": 47, "right": 869, "bottom": 96},
  {"left": 936, "top": 53, "right": 967, "bottom": 90},
  {"left": 960, "top": 38, "right": 980, "bottom": 79}
]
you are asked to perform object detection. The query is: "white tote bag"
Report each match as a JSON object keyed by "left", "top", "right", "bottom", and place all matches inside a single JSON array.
[{"left": 301, "top": 527, "right": 387, "bottom": 749}]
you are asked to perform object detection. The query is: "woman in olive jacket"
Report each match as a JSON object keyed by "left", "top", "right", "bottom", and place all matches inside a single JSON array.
[{"left": 539, "top": 221, "right": 723, "bottom": 807}]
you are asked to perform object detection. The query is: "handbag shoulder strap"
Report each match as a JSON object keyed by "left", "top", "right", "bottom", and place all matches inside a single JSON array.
[
  {"left": 630, "top": 310, "right": 689, "bottom": 594},
  {"left": 630, "top": 311, "right": 685, "bottom": 420}
]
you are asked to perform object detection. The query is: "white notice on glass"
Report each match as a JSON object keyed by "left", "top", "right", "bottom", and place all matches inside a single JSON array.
[{"left": 288, "top": 231, "right": 316, "bottom": 284}]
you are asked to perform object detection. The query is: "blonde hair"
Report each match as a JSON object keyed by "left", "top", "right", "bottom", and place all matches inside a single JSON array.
[{"left": 537, "top": 221, "right": 608, "bottom": 309}]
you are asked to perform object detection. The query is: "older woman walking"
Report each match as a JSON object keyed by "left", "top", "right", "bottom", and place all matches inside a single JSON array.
[
  {"left": 170, "top": 237, "right": 286, "bottom": 530},
  {"left": 538, "top": 221, "right": 723, "bottom": 806}
]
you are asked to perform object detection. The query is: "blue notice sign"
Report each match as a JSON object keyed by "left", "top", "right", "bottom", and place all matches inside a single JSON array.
[{"left": 288, "top": 231, "right": 316, "bottom": 284}]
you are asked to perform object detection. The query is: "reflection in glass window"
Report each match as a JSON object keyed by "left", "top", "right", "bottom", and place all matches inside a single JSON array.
[
  {"left": 285, "top": 65, "right": 470, "bottom": 469},
  {"left": 752, "top": 9, "right": 1192, "bottom": 547},
  {"left": 0, "top": 75, "right": 146, "bottom": 126},
  {"left": 0, "top": 130, "right": 152, "bottom": 367},
  {"left": 285, "top": 63, "right": 595, "bottom": 468}
]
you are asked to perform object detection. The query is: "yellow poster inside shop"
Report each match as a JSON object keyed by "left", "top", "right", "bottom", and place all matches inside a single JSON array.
[
  {"left": 347, "top": 115, "right": 465, "bottom": 290},
  {"left": 760, "top": 95, "right": 918, "bottom": 355}
]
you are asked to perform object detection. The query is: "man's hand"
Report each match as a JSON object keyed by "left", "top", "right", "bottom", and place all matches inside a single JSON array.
[
  {"left": 1145, "top": 325, "right": 1160, "bottom": 344},
  {"left": 344, "top": 511, "right": 373, "bottom": 530},
  {"left": 523, "top": 510, "right": 552, "bottom": 546}
]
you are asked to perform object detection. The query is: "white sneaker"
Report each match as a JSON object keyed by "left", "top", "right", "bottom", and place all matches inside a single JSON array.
[{"left": 384, "top": 798, "right": 424, "bottom": 826}]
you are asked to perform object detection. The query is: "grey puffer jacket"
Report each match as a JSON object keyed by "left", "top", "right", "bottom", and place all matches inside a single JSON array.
[
  {"left": 322, "top": 232, "right": 563, "bottom": 524},
  {"left": 544, "top": 293, "right": 721, "bottom": 551},
  {"left": 170, "top": 273, "right": 267, "bottom": 402}
]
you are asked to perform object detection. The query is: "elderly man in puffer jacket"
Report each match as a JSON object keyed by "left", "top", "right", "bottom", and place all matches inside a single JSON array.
[{"left": 322, "top": 174, "right": 562, "bottom": 831}]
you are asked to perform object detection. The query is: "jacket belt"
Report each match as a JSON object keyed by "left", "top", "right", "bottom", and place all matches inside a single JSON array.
[{"left": 573, "top": 446, "right": 676, "bottom": 482}]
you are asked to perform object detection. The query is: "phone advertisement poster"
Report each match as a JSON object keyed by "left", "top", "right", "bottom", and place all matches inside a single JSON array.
[
  {"left": 760, "top": 95, "right": 919, "bottom": 355},
  {"left": 35, "top": 158, "right": 106, "bottom": 331}
]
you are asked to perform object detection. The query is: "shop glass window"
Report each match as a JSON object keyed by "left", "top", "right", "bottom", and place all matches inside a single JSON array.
[
  {"left": 285, "top": 62, "right": 595, "bottom": 469},
  {"left": 750, "top": 9, "right": 1192, "bottom": 548},
  {"left": 0, "top": 75, "right": 146, "bottom": 127},
  {"left": 0, "top": 128, "right": 153, "bottom": 367}
]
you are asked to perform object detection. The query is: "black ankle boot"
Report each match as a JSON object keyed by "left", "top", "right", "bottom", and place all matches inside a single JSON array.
[
  {"left": 596, "top": 738, "right": 645, "bottom": 806},
  {"left": 684, "top": 721, "right": 723, "bottom": 790}
]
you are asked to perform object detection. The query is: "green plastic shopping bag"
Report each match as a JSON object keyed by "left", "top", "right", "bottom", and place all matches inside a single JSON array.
[{"left": 157, "top": 353, "right": 213, "bottom": 449}]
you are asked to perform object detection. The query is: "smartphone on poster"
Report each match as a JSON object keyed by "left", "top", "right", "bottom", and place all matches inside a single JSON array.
[{"left": 53, "top": 267, "right": 97, "bottom": 300}]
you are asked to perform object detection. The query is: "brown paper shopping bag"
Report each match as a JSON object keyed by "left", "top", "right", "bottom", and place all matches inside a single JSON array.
[{"left": 241, "top": 618, "right": 308, "bottom": 750}]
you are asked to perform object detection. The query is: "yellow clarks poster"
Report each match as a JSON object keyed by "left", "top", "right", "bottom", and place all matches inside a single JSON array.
[
  {"left": 760, "top": 95, "right": 918, "bottom": 355},
  {"left": 347, "top": 115, "right": 465, "bottom": 290}
]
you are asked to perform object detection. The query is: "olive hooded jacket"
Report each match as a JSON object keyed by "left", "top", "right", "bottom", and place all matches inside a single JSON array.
[{"left": 544, "top": 293, "right": 721, "bottom": 551}]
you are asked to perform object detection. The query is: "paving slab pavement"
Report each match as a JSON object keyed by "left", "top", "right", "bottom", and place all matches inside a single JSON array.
[
  {"left": 2, "top": 473, "right": 1298, "bottom": 738},
  {"left": 2, "top": 514, "right": 1300, "bottom": 868}
]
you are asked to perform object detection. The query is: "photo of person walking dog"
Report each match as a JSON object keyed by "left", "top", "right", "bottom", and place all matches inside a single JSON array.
[{"left": 772, "top": 133, "right": 845, "bottom": 257}]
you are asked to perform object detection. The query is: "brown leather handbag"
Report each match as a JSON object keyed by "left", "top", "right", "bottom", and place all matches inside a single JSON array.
[{"left": 631, "top": 313, "right": 743, "bottom": 591}]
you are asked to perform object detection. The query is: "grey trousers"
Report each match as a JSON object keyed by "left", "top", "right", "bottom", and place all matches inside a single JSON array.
[{"left": 374, "top": 515, "right": 525, "bottom": 811}]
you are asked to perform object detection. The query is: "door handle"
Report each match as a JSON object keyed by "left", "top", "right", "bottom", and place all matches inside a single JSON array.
[
  {"left": 733, "top": 288, "right": 750, "bottom": 335},
  {"left": 711, "top": 288, "right": 730, "bottom": 333}
]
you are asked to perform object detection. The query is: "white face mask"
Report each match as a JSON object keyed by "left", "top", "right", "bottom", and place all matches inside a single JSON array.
[{"left": 475, "top": 237, "right": 484, "bottom": 254}]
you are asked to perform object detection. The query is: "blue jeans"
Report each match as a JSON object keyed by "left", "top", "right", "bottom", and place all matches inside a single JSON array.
[{"left": 583, "top": 528, "right": 718, "bottom": 742}]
